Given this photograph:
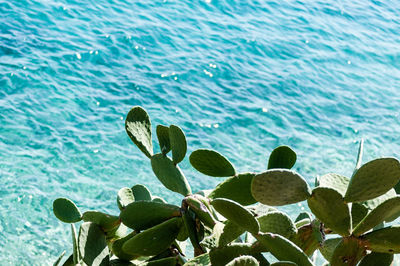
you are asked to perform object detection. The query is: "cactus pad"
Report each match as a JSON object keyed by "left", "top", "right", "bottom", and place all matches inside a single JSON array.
[
  {"left": 268, "top": 145, "right": 297, "bottom": 169},
  {"left": 152, "top": 196, "right": 166, "bottom": 203},
  {"left": 226, "top": 256, "right": 259, "bottom": 266},
  {"left": 120, "top": 201, "right": 180, "bottom": 230},
  {"left": 78, "top": 222, "right": 109, "bottom": 266},
  {"left": 209, "top": 243, "right": 265, "bottom": 266},
  {"left": 255, "top": 233, "right": 313, "bottom": 266},
  {"left": 362, "top": 226, "right": 400, "bottom": 253},
  {"left": 251, "top": 169, "right": 311, "bottom": 206},
  {"left": 209, "top": 173, "right": 256, "bottom": 205},
  {"left": 257, "top": 211, "right": 297, "bottom": 239},
  {"left": 358, "top": 252, "right": 393, "bottom": 266},
  {"left": 131, "top": 184, "right": 152, "bottom": 201},
  {"left": 353, "top": 196, "right": 400, "bottom": 236},
  {"left": 53, "top": 198, "right": 82, "bottom": 223},
  {"left": 361, "top": 189, "right": 396, "bottom": 211},
  {"left": 308, "top": 187, "right": 351, "bottom": 236},
  {"left": 122, "top": 217, "right": 182, "bottom": 256},
  {"left": 169, "top": 125, "right": 187, "bottom": 164},
  {"left": 156, "top": 125, "right": 171, "bottom": 155},
  {"left": 211, "top": 198, "right": 260, "bottom": 234},
  {"left": 111, "top": 232, "right": 138, "bottom": 261},
  {"left": 318, "top": 173, "right": 349, "bottom": 196},
  {"left": 117, "top": 187, "right": 135, "bottom": 210},
  {"left": 344, "top": 158, "right": 400, "bottom": 202},
  {"left": 125, "top": 106, "right": 153, "bottom": 158},
  {"left": 270, "top": 262, "right": 297, "bottom": 266},
  {"left": 151, "top": 153, "right": 192, "bottom": 196},
  {"left": 82, "top": 211, "right": 120, "bottom": 232},
  {"left": 330, "top": 237, "right": 366, "bottom": 266},
  {"left": 189, "top": 149, "right": 236, "bottom": 177}
]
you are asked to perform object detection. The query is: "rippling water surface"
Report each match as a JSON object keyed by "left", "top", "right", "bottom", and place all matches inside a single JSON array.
[{"left": 1, "top": 0, "right": 400, "bottom": 264}]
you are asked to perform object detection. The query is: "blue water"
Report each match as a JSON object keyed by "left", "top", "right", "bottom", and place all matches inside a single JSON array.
[{"left": 1, "top": 0, "right": 400, "bottom": 264}]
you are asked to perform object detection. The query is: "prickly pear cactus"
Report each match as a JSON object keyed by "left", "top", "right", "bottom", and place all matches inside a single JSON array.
[{"left": 50, "top": 107, "right": 400, "bottom": 266}]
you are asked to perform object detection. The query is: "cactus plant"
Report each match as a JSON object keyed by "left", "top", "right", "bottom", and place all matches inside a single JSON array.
[{"left": 50, "top": 107, "right": 400, "bottom": 266}]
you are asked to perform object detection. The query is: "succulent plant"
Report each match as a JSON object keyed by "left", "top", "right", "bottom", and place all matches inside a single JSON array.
[{"left": 51, "top": 107, "right": 400, "bottom": 266}]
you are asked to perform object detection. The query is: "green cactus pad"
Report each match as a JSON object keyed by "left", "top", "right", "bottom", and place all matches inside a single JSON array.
[
  {"left": 307, "top": 187, "right": 351, "bottom": 236},
  {"left": 189, "top": 149, "right": 236, "bottom": 177},
  {"left": 209, "top": 173, "right": 256, "bottom": 206},
  {"left": 318, "top": 173, "right": 349, "bottom": 196},
  {"left": 294, "top": 212, "right": 312, "bottom": 223},
  {"left": 122, "top": 217, "right": 182, "bottom": 256},
  {"left": 177, "top": 220, "right": 189, "bottom": 241},
  {"left": 131, "top": 184, "right": 152, "bottom": 201},
  {"left": 226, "top": 256, "right": 259, "bottom": 266},
  {"left": 152, "top": 196, "right": 166, "bottom": 203},
  {"left": 111, "top": 232, "right": 138, "bottom": 261},
  {"left": 120, "top": 201, "right": 180, "bottom": 230},
  {"left": 254, "top": 233, "right": 313, "bottom": 266},
  {"left": 361, "top": 189, "right": 396, "bottom": 211},
  {"left": 71, "top": 224, "right": 79, "bottom": 264},
  {"left": 362, "top": 226, "right": 400, "bottom": 253},
  {"left": 200, "top": 222, "right": 225, "bottom": 250},
  {"left": 353, "top": 196, "right": 400, "bottom": 236},
  {"left": 78, "top": 222, "right": 109, "bottom": 266},
  {"left": 211, "top": 198, "right": 260, "bottom": 234},
  {"left": 319, "top": 237, "right": 341, "bottom": 261},
  {"left": 358, "top": 252, "right": 393, "bottom": 266},
  {"left": 53, "top": 198, "right": 82, "bottom": 223},
  {"left": 61, "top": 254, "right": 74, "bottom": 266},
  {"left": 251, "top": 169, "right": 311, "bottom": 206},
  {"left": 156, "top": 125, "right": 171, "bottom": 155},
  {"left": 169, "top": 125, "right": 187, "bottom": 164},
  {"left": 82, "top": 211, "right": 120, "bottom": 232},
  {"left": 268, "top": 145, "right": 297, "bottom": 169},
  {"left": 125, "top": 106, "right": 153, "bottom": 158},
  {"left": 344, "top": 158, "right": 400, "bottom": 202},
  {"left": 183, "top": 253, "right": 211, "bottom": 266},
  {"left": 209, "top": 243, "right": 267, "bottom": 266},
  {"left": 219, "top": 220, "right": 246, "bottom": 247},
  {"left": 117, "top": 187, "right": 135, "bottom": 210},
  {"left": 257, "top": 211, "right": 297, "bottom": 239},
  {"left": 151, "top": 153, "right": 192, "bottom": 196},
  {"left": 330, "top": 237, "right": 366, "bottom": 266}
]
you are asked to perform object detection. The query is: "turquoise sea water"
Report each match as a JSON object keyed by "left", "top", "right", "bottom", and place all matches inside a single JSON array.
[{"left": 1, "top": 0, "right": 400, "bottom": 264}]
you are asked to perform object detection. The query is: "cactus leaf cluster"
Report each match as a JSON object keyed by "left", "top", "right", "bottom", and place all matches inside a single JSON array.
[
  {"left": 251, "top": 169, "right": 311, "bottom": 206},
  {"left": 268, "top": 145, "right": 297, "bottom": 169},
  {"left": 51, "top": 107, "right": 400, "bottom": 266},
  {"left": 189, "top": 149, "right": 236, "bottom": 177},
  {"left": 209, "top": 173, "right": 256, "bottom": 205}
]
